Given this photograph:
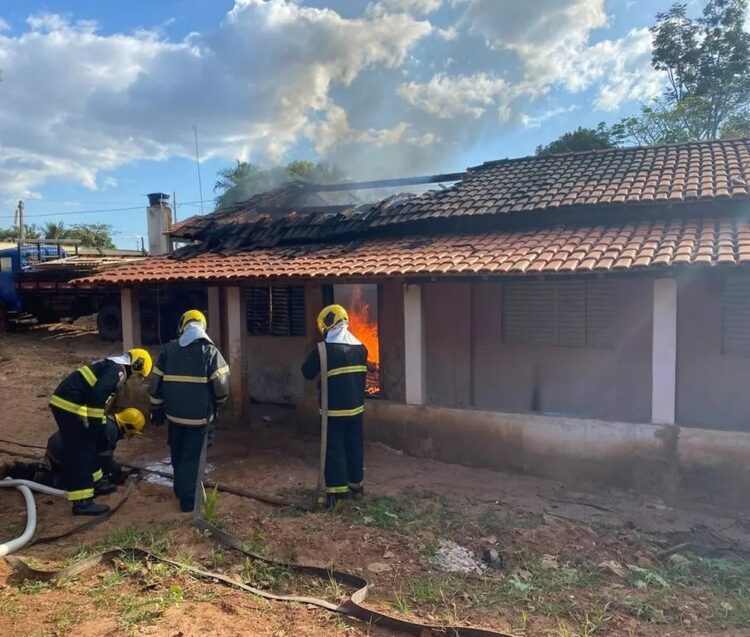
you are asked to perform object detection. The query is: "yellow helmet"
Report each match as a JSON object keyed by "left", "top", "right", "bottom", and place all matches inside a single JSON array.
[
  {"left": 115, "top": 408, "right": 146, "bottom": 436},
  {"left": 128, "top": 348, "right": 152, "bottom": 378},
  {"left": 179, "top": 309, "right": 207, "bottom": 334},
  {"left": 317, "top": 304, "right": 348, "bottom": 335}
]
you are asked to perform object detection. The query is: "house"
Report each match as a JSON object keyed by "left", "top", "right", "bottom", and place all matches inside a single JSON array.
[{"left": 77, "top": 138, "right": 750, "bottom": 502}]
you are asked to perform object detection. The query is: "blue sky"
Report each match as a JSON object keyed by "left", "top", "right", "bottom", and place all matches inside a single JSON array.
[{"left": 0, "top": 0, "right": 701, "bottom": 247}]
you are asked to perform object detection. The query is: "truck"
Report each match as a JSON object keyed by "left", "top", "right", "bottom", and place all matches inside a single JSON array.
[{"left": 0, "top": 240, "right": 204, "bottom": 343}]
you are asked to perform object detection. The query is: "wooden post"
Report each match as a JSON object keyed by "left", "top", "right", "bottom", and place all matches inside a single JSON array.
[
  {"left": 652, "top": 278, "right": 677, "bottom": 425},
  {"left": 121, "top": 287, "right": 141, "bottom": 350},
  {"left": 224, "top": 286, "right": 248, "bottom": 428},
  {"left": 404, "top": 283, "right": 425, "bottom": 405}
]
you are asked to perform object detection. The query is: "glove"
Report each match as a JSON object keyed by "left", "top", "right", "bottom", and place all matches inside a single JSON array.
[{"left": 150, "top": 408, "right": 166, "bottom": 427}]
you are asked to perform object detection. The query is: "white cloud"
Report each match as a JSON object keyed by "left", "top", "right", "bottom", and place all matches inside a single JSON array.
[
  {"left": 0, "top": 1, "right": 431, "bottom": 197},
  {"left": 399, "top": 72, "right": 512, "bottom": 119},
  {"left": 370, "top": 0, "right": 444, "bottom": 15},
  {"left": 0, "top": 18, "right": 10, "bottom": 32}
]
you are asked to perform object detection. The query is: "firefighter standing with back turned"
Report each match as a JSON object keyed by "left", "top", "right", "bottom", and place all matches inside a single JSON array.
[
  {"left": 302, "top": 304, "right": 368, "bottom": 509},
  {"left": 49, "top": 349, "right": 153, "bottom": 515},
  {"left": 148, "top": 310, "right": 230, "bottom": 513}
]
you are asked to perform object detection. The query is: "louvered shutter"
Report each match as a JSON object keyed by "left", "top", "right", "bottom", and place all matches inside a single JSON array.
[
  {"left": 502, "top": 283, "right": 528, "bottom": 344},
  {"left": 528, "top": 282, "right": 556, "bottom": 345},
  {"left": 246, "top": 286, "right": 271, "bottom": 334},
  {"left": 289, "top": 285, "right": 306, "bottom": 336},
  {"left": 723, "top": 276, "right": 750, "bottom": 355},
  {"left": 270, "top": 286, "right": 291, "bottom": 335},
  {"left": 557, "top": 281, "right": 586, "bottom": 347},
  {"left": 586, "top": 281, "right": 614, "bottom": 348}
]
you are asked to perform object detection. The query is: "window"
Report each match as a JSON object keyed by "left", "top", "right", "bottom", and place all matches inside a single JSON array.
[
  {"left": 722, "top": 276, "right": 750, "bottom": 355},
  {"left": 246, "top": 285, "right": 306, "bottom": 336},
  {"left": 502, "top": 280, "right": 613, "bottom": 348},
  {"left": 0, "top": 257, "right": 12, "bottom": 272}
]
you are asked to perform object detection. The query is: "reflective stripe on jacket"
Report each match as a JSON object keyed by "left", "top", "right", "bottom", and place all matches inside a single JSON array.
[
  {"left": 148, "top": 338, "right": 230, "bottom": 426},
  {"left": 302, "top": 342, "right": 368, "bottom": 418},
  {"left": 49, "top": 359, "right": 127, "bottom": 423}
]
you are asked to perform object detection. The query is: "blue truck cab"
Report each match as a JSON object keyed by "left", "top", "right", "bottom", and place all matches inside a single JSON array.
[{"left": 0, "top": 244, "right": 66, "bottom": 312}]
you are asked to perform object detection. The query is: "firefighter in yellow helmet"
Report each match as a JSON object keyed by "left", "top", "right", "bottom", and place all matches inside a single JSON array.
[
  {"left": 148, "top": 309, "right": 230, "bottom": 512},
  {"left": 302, "top": 304, "right": 368, "bottom": 508},
  {"left": 5, "top": 409, "right": 146, "bottom": 490},
  {"left": 49, "top": 349, "right": 152, "bottom": 515}
]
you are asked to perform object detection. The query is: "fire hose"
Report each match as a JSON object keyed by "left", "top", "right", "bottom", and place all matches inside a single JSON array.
[
  {"left": 0, "top": 479, "right": 66, "bottom": 556},
  {"left": 0, "top": 437, "right": 515, "bottom": 636}
]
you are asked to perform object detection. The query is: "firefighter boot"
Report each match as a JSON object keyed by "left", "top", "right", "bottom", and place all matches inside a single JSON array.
[
  {"left": 72, "top": 499, "right": 111, "bottom": 516},
  {"left": 94, "top": 479, "right": 117, "bottom": 496}
]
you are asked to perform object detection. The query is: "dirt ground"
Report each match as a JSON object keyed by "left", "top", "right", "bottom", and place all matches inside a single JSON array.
[{"left": 2, "top": 322, "right": 750, "bottom": 637}]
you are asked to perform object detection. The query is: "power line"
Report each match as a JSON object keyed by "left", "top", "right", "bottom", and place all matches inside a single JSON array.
[{"left": 0, "top": 198, "right": 215, "bottom": 220}]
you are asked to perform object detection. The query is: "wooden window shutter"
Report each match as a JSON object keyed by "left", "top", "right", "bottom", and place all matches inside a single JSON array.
[
  {"left": 722, "top": 276, "right": 750, "bottom": 355},
  {"left": 270, "top": 285, "right": 291, "bottom": 335},
  {"left": 289, "top": 285, "right": 306, "bottom": 336}
]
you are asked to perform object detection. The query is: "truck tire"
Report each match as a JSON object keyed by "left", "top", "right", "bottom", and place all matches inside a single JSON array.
[{"left": 97, "top": 304, "right": 122, "bottom": 342}]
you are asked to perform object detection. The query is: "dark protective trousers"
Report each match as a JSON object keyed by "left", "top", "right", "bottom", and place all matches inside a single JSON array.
[
  {"left": 325, "top": 414, "right": 364, "bottom": 496},
  {"left": 168, "top": 422, "right": 207, "bottom": 512},
  {"left": 51, "top": 406, "right": 97, "bottom": 501}
]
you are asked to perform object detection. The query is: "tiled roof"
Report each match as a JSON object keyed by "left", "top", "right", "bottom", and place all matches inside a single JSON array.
[
  {"left": 77, "top": 216, "right": 750, "bottom": 285},
  {"left": 370, "top": 138, "right": 750, "bottom": 226}
]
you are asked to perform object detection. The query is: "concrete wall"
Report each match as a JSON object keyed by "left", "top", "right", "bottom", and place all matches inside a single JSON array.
[
  {"left": 247, "top": 336, "right": 308, "bottom": 404},
  {"left": 421, "top": 279, "right": 653, "bottom": 422},
  {"left": 423, "top": 282, "right": 472, "bottom": 407},
  {"left": 364, "top": 400, "right": 750, "bottom": 507},
  {"left": 677, "top": 272, "right": 750, "bottom": 431}
]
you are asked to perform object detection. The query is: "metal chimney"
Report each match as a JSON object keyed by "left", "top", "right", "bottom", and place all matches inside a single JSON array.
[{"left": 146, "top": 192, "right": 172, "bottom": 255}]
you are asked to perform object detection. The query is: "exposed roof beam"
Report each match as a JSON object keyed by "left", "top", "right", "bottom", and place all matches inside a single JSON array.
[{"left": 306, "top": 171, "right": 465, "bottom": 192}]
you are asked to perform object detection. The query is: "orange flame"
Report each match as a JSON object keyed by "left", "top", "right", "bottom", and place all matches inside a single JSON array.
[{"left": 346, "top": 285, "right": 380, "bottom": 366}]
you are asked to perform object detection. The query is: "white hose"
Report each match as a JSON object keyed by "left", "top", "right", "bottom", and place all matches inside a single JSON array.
[{"left": 0, "top": 478, "right": 66, "bottom": 556}]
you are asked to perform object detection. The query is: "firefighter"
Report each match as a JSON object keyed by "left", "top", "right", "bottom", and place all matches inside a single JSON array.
[
  {"left": 302, "top": 304, "right": 368, "bottom": 509},
  {"left": 49, "top": 349, "right": 152, "bottom": 515},
  {"left": 148, "top": 310, "right": 230, "bottom": 513},
  {"left": 5, "top": 408, "right": 146, "bottom": 489}
]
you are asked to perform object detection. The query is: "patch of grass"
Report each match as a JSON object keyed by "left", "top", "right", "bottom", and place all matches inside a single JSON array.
[
  {"left": 616, "top": 597, "right": 668, "bottom": 624},
  {"left": 17, "top": 579, "right": 49, "bottom": 595},
  {"left": 242, "top": 558, "right": 295, "bottom": 591},
  {"left": 348, "top": 492, "right": 471, "bottom": 535},
  {"left": 478, "top": 506, "right": 513, "bottom": 535},
  {"left": 0, "top": 592, "right": 22, "bottom": 616},
  {"left": 117, "top": 584, "right": 184, "bottom": 629},
  {"left": 46, "top": 606, "right": 84, "bottom": 632},
  {"left": 386, "top": 586, "right": 414, "bottom": 615},
  {"left": 408, "top": 574, "right": 474, "bottom": 605}
]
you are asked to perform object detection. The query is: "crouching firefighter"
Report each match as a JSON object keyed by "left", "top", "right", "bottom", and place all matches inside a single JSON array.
[
  {"left": 6, "top": 408, "right": 146, "bottom": 489},
  {"left": 49, "top": 349, "right": 152, "bottom": 515},
  {"left": 302, "top": 304, "right": 368, "bottom": 509},
  {"left": 148, "top": 310, "right": 230, "bottom": 513}
]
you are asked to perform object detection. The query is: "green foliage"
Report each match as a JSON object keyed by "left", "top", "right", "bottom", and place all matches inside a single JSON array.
[
  {"left": 535, "top": 124, "right": 616, "bottom": 155},
  {"left": 213, "top": 159, "right": 344, "bottom": 208},
  {"left": 0, "top": 224, "right": 41, "bottom": 241},
  {"left": 616, "top": 0, "right": 750, "bottom": 143},
  {"left": 201, "top": 481, "right": 220, "bottom": 523}
]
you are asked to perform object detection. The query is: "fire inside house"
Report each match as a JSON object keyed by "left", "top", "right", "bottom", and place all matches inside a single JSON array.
[{"left": 334, "top": 283, "right": 380, "bottom": 396}]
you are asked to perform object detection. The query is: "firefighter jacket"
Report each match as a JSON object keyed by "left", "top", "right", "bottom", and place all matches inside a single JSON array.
[
  {"left": 46, "top": 416, "right": 122, "bottom": 480},
  {"left": 49, "top": 359, "right": 127, "bottom": 425},
  {"left": 302, "top": 342, "right": 368, "bottom": 418},
  {"left": 148, "top": 338, "right": 230, "bottom": 426}
]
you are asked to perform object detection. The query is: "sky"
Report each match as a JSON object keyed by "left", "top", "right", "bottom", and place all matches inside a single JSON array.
[{"left": 0, "top": 0, "right": 709, "bottom": 248}]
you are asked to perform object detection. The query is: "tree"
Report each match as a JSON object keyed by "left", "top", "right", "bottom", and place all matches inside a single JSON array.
[
  {"left": 535, "top": 124, "right": 616, "bottom": 155},
  {"left": 214, "top": 160, "right": 344, "bottom": 209},
  {"left": 0, "top": 224, "right": 41, "bottom": 241},
  {"left": 43, "top": 221, "right": 67, "bottom": 240},
  {"left": 66, "top": 224, "right": 115, "bottom": 249},
  {"left": 617, "top": 0, "right": 750, "bottom": 144}
]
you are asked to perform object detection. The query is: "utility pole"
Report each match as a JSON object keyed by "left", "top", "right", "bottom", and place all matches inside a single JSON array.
[
  {"left": 16, "top": 200, "right": 24, "bottom": 242},
  {"left": 173, "top": 190, "right": 178, "bottom": 222}
]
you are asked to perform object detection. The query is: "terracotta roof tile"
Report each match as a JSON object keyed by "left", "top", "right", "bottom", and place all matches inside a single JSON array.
[{"left": 79, "top": 216, "right": 750, "bottom": 285}]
